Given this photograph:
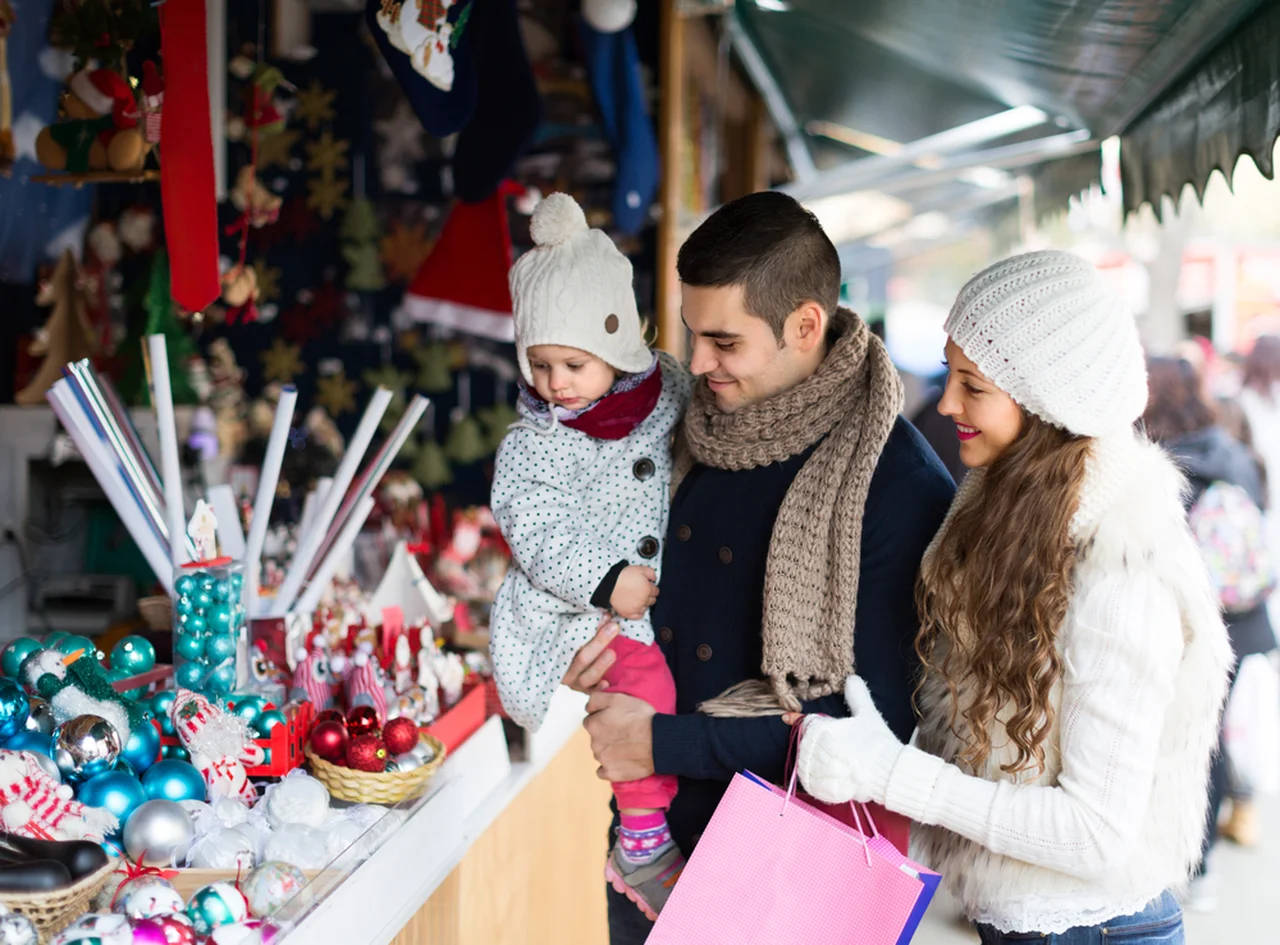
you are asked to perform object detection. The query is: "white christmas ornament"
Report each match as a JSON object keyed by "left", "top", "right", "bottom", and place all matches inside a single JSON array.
[
  {"left": 582, "top": 0, "right": 636, "bottom": 33},
  {"left": 189, "top": 826, "right": 256, "bottom": 870},
  {"left": 262, "top": 824, "right": 328, "bottom": 870},
  {"left": 117, "top": 877, "right": 185, "bottom": 919},
  {"left": 262, "top": 771, "right": 330, "bottom": 829},
  {"left": 51, "top": 913, "right": 131, "bottom": 945}
]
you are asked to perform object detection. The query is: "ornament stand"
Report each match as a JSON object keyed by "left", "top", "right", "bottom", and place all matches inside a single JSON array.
[{"left": 29, "top": 169, "right": 162, "bottom": 188}]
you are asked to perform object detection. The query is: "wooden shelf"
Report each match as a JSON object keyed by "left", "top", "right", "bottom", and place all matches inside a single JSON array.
[{"left": 29, "top": 170, "right": 160, "bottom": 188}]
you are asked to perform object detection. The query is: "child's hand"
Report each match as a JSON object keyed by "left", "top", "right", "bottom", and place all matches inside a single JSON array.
[{"left": 611, "top": 566, "right": 659, "bottom": 621}]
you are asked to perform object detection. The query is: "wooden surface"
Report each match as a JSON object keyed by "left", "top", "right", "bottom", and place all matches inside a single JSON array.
[{"left": 391, "top": 727, "right": 614, "bottom": 945}]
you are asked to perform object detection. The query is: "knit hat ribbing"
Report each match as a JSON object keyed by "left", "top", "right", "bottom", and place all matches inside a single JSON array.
[
  {"left": 944, "top": 250, "right": 1148, "bottom": 437},
  {"left": 509, "top": 193, "right": 651, "bottom": 384}
]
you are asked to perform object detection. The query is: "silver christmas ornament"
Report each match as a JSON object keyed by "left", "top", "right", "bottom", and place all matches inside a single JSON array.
[
  {"left": 24, "top": 697, "right": 54, "bottom": 735},
  {"left": 0, "top": 913, "right": 38, "bottom": 945},
  {"left": 123, "top": 799, "right": 195, "bottom": 867},
  {"left": 391, "top": 751, "right": 422, "bottom": 771},
  {"left": 28, "top": 750, "right": 60, "bottom": 782},
  {"left": 53, "top": 715, "right": 121, "bottom": 781}
]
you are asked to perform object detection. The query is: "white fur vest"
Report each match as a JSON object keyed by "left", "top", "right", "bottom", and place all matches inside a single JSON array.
[{"left": 912, "top": 431, "right": 1233, "bottom": 934}]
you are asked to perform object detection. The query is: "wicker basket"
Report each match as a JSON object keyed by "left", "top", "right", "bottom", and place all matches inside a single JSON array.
[
  {"left": 4, "top": 860, "right": 116, "bottom": 941},
  {"left": 306, "top": 733, "right": 447, "bottom": 805},
  {"left": 137, "top": 595, "right": 172, "bottom": 631}
]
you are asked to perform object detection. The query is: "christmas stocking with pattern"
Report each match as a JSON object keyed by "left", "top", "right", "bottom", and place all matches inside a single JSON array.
[
  {"left": 452, "top": 0, "right": 542, "bottom": 203},
  {"left": 367, "top": 0, "right": 477, "bottom": 138}
]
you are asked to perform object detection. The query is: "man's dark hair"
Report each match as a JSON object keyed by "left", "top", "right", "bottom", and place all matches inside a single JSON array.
[{"left": 676, "top": 191, "right": 841, "bottom": 339}]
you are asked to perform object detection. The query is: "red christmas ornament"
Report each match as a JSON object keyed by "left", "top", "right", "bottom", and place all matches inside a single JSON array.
[
  {"left": 383, "top": 717, "right": 419, "bottom": 756},
  {"left": 315, "top": 708, "right": 345, "bottom": 727},
  {"left": 309, "top": 720, "right": 348, "bottom": 762},
  {"left": 346, "top": 735, "right": 388, "bottom": 772},
  {"left": 346, "top": 705, "right": 380, "bottom": 739}
]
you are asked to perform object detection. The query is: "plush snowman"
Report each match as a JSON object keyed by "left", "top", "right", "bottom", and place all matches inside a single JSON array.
[{"left": 171, "top": 691, "right": 265, "bottom": 804}]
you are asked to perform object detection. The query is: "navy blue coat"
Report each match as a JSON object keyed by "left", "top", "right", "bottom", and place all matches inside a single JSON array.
[{"left": 645, "top": 417, "right": 955, "bottom": 854}]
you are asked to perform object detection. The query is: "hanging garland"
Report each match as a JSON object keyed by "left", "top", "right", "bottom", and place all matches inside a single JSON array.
[{"left": 48, "top": 0, "right": 157, "bottom": 72}]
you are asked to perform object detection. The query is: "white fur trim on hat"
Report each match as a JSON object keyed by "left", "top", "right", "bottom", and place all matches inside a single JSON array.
[
  {"left": 509, "top": 193, "right": 651, "bottom": 384},
  {"left": 582, "top": 0, "right": 637, "bottom": 32},
  {"left": 69, "top": 70, "right": 117, "bottom": 117},
  {"left": 944, "top": 250, "right": 1148, "bottom": 437}
]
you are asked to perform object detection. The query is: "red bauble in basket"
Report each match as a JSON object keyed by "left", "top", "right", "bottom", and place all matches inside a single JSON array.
[
  {"left": 316, "top": 708, "right": 345, "bottom": 726},
  {"left": 310, "top": 720, "right": 349, "bottom": 762},
  {"left": 346, "top": 734, "right": 389, "bottom": 772},
  {"left": 346, "top": 705, "right": 381, "bottom": 739},
  {"left": 383, "top": 717, "right": 419, "bottom": 756}
]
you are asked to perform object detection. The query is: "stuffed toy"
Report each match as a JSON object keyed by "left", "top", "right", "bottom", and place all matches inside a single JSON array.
[
  {"left": 37, "top": 655, "right": 147, "bottom": 745},
  {"left": 288, "top": 646, "right": 336, "bottom": 710},
  {"left": 0, "top": 750, "right": 118, "bottom": 842},
  {"left": 171, "top": 691, "right": 265, "bottom": 804},
  {"left": 35, "top": 68, "right": 149, "bottom": 174}
]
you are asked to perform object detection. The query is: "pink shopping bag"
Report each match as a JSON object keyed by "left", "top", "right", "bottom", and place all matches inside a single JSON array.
[{"left": 647, "top": 771, "right": 941, "bottom": 945}]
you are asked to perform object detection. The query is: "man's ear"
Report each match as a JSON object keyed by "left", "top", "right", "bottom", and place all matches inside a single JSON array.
[{"left": 789, "top": 302, "right": 827, "bottom": 353}]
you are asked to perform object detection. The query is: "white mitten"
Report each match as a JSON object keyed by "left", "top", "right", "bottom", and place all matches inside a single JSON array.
[{"left": 796, "top": 676, "right": 906, "bottom": 806}]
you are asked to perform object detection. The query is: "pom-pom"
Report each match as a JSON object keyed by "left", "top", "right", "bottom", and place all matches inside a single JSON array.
[
  {"left": 582, "top": 0, "right": 637, "bottom": 32},
  {"left": 529, "top": 194, "right": 588, "bottom": 247}
]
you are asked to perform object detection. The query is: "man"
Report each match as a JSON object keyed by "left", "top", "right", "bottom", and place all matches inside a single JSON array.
[{"left": 566, "top": 191, "right": 955, "bottom": 941}]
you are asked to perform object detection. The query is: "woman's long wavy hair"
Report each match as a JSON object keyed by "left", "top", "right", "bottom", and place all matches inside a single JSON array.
[{"left": 916, "top": 412, "right": 1093, "bottom": 777}]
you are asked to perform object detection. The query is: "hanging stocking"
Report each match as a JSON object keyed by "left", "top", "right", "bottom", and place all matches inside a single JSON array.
[
  {"left": 366, "top": 0, "right": 477, "bottom": 138},
  {"left": 159, "top": 0, "right": 219, "bottom": 312},
  {"left": 452, "top": 0, "right": 542, "bottom": 203},
  {"left": 578, "top": 17, "right": 659, "bottom": 235}
]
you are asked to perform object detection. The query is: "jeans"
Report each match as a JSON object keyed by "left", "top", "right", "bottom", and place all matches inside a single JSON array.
[
  {"left": 607, "top": 882, "right": 655, "bottom": 945},
  {"left": 976, "top": 892, "right": 1183, "bottom": 944}
]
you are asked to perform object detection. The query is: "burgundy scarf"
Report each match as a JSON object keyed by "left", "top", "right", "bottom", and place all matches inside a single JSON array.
[{"left": 520, "top": 362, "right": 663, "bottom": 440}]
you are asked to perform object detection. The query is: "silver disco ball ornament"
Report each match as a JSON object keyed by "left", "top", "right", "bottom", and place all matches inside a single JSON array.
[
  {"left": 24, "top": 696, "right": 54, "bottom": 735},
  {"left": 123, "top": 799, "right": 195, "bottom": 868},
  {"left": 53, "top": 715, "right": 122, "bottom": 782}
]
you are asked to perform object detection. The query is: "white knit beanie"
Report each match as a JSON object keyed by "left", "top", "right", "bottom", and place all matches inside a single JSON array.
[
  {"left": 944, "top": 250, "right": 1148, "bottom": 437},
  {"left": 509, "top": 193, "right": 651, "bottom": 385}
]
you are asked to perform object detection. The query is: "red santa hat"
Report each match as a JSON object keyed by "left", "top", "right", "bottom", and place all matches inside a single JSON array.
[
  {"left": 402, "top": 181, "right": 526, "bottom": 342},
  {"left": 69, "top": 69, "right": 140, "bottom": 129}
]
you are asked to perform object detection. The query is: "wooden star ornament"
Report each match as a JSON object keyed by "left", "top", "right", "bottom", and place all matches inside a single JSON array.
[
  {"left": 306, "top": 131, "right": 350, "bottom": 174},
  {"left": 379, "top": 220, "right": 433, "bottom": 283},
  {"left": 261, "top": 338, "right": 304, "bottom": 382},
  {"left": 315, "top": 369, "right": 358, "bottom": 416},
  {"left": 295, "top": 80, "right": 337, "bottom": 132},
  {"left": 307, "top": 171, "right": 349, "bottom": 220}
]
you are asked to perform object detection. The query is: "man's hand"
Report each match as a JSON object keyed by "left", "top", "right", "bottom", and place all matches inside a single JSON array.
[
  {"left": 584, "top": 691, "right": 656, "bottom": 783},
  {"left": 562, "top": 615, "right": 620, "bottom": 694},
  {"left": 610, "top": 565, "right": 659, "bottom": 620}
]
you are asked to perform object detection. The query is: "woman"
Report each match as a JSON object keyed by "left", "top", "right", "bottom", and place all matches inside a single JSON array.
[
  {"left": 796, "top": 252, "right": 1232, "bottom": 944},
  {"left": 1145, "top": 357, "right": 1276, "bottom": 884}
]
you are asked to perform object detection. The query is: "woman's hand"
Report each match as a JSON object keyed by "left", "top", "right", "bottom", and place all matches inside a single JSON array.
[{"left": 795, "top": 676, "right": 907, "bottom": 806}]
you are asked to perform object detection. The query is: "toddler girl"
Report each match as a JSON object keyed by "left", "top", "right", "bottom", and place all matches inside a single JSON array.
[{"left": 490, "top": 193, "right": 690, "bottom": 920}]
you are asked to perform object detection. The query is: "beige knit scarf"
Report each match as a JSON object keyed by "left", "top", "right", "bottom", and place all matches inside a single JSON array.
[{"left": 675, "top": 308, "right": 905, "bottom": 717}]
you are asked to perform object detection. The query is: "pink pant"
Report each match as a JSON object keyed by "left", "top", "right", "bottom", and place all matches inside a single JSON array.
[{"left": 603, "top": 636, "right": 679, "bottom": 811}]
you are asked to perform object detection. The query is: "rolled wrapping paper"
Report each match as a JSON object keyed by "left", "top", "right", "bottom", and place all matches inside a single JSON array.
[
  {"left": 243, "top": 385, "right": 298, "bottom": 619},
  {"left": 48, "top": 379, "right": 175, "bottom": 594},
  {"left": 103, "top": 357, "right": 163, "bottom": 501},
  {"left": 305, "top": 395, "right": 430, "bottom": 586},
  {"left": 147, "top": 334, "right": 190, "bottom": 568},
  {"left": 271, "top": 388, "right": 393, "bottom": 616},
  {"left": 293, "top": 495, "right": 377, "bottom": 616},
  {"left": 208, "top": 485, "right": 246, "bottom": 560},
  {"left": 296, "top": 477, "right": 333, "bottom": 551}
]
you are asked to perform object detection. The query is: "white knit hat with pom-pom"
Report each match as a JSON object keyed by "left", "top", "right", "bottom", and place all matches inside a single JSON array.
[
  {"left": 509, "top": 192, "right": 651, "bottom": 385},
  {"left": 944, "top": 250, "right": 1148, "bottom": 437}
]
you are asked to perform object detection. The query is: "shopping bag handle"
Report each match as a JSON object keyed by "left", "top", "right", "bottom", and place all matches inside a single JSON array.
[{"left": 785, "top": 717, "right": 875, "bottom": 868}]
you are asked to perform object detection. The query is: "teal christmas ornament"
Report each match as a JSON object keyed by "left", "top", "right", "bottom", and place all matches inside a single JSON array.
[
  {"left": 0, "top": 679, "right": 30, "bottom": 740},
  {"left": 175, "top": 633, "right": 206, "bottom": 660},
  {"left": 77, "top": 770, "right": 146, "bottom": 832},
  {"left": 176, "top": 661, "right": 206, "bottom": 690},
  {"left": 230, "top": 572, "right": 244, "bottom": 593},
  {"left": 42, "top": 630, "right": 69, "bottom": 648},
  {"left": 193, "top": 589, "right": 214, "bottom": 611},
  {"left": 206, "top": 635, "right": 237, "bottom": 664},
  {"left": 161, "top": 745, "right": 190, "bottom": 761},
  {"left": 183, "top": 614, "right": 208, "bottom": 635},
  {"left": 57, "top": 635, "right": 98, "bottom": 659},
  {"left": 208, "top": 664, "right": 236, "bottom": 694},
  {"left": 175, "top": 597, "right": 194, "bottom": 618},
  {"left": 186, "top": 882, "right": 248, "bottom": 936},
  {"left": 230, "top": 696, "right": 264, "bottom": 726},
  {"left": 111, "top": 637, "right": 156, "bottom": 676},
  {"left": 212, "top": 578, "right": 233, "bottom": 602},
  {"left": 5, "top": 730, "right": 53, "bottom": 757},
  {"left": 149, "top": 690, "right": 176, "bottom": 719},
  {"left": 122, "top": 720, "right": 161, "bottom": 773},
  {"left": 175, "top": 574, "right": 198, "bottom": 596},
  {"left": 253, "top": 710, "right": 286, "bottom": 738},
  {"left": 208, "top": 605, "right": 234, "bottom": 633},
  {"left": 2, "top": 638, "right": 40, "bottom": 678},
  {"left": 143, "top": 759, "right": 206, "bottom": 802}
]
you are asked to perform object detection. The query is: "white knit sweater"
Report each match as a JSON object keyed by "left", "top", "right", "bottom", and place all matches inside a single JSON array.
[{"left": 901, "top": 432, "right": 1232, "bottom": 934}]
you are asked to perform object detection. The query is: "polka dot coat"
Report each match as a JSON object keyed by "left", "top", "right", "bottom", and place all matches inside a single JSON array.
[{"left": 490, "top": 351, "right": 691, "bottom": 730}]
